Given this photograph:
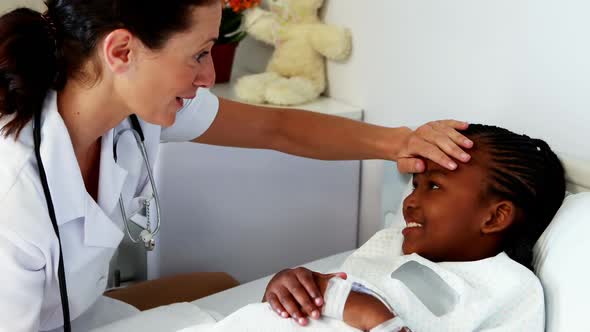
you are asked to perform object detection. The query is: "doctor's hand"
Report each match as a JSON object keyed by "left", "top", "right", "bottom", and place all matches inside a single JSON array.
[
  {"left": 395, "top": 120, "right": 473, "bottom": 173},
  {"left": 263, "top": 267, "right": 347, "bottom": 326}
]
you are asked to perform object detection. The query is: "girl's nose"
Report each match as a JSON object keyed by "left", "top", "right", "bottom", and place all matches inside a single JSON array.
[{"left": 402, "top": 192, "right": 419, "bottom": 214}]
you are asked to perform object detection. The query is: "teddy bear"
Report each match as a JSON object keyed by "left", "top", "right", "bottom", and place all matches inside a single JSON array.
[{"left": 234, "top": 0, "right": 352, "bottom": 106}]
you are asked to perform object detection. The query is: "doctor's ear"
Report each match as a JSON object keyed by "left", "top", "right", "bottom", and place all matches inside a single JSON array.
[
  {"left": 102, "top": 29, "right": 137, "bottom": 74},
  {"left": 480, "top": 200, "right": 517, "bottom": 235}
]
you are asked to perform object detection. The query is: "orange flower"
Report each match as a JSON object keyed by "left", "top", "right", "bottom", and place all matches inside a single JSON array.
[{"left": 223, "top": 0, "right": 261, "bottom": 13}]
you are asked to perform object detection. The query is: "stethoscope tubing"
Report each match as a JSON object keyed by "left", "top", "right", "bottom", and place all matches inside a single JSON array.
[
  {"left": 34, "top": 111, "right": 72, "bottom": 332},
  {"left": 113, "top": 126, "right": 162, "bottom": 246}
]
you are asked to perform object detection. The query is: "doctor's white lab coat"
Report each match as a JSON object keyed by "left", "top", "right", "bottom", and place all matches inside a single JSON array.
[{"left": 0, "top": 89, "right": 219, "bottom": 331}]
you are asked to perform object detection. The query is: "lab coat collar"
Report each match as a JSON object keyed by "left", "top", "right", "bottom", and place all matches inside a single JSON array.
[
  {"left": 40, "top": 91, "right": 87, "bottom": 225},
  {"left": 97, "top": 126, "right": 129, "bottom": 217},
  {"left": 40, "top": 91, "right": 124, "bottom": 248}
]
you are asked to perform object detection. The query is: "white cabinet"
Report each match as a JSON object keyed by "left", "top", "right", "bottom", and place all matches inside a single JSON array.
[{"left": 150, "top": 84, "right": 364, "bottom": 283}]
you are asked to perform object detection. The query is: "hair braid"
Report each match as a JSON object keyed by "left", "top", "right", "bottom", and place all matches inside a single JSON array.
[{"left": 461, "top": 124, "right": 566, "bottom": 270}]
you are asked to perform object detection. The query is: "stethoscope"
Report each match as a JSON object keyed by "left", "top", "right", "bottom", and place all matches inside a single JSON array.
[
  {"left": 34, "top": 112, "right": 161, "bottom": 332},
  {"left": 113, "top": 114, "right": 162, "bottom": 251}
]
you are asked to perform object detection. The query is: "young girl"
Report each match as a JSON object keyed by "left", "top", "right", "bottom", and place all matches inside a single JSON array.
[
  {"left": 261, "top": 124, "right": 565, "bottom": 331},
  {"left": 176, "top": 124, "right": 564, "bottom": 332}
]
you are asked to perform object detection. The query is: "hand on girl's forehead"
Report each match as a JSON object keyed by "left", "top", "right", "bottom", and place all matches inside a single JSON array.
[
  {"left": 418, "top": 148, "right": 486, "bottom": 178},
  {"left": 415, "top": 159, "right": 470, "bottom": 179}
]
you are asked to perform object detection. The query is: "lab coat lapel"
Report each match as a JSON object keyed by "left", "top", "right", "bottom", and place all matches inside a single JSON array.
[
  {"left": 83, "top": 128, "right": 128, "bottom": 248},
  {"left": 40, "top": 91, "right": 86, "bottom": 224},
  {"left": 84, "top": 197, "right": 124, "bottom": 248},
  {"left": 98, "top": 128, "right": 129, "bottom": 216}
]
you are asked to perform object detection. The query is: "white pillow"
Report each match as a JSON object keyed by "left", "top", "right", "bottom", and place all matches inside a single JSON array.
[{"left": 533, "top": 192, "right": 590, "bottom": 332}]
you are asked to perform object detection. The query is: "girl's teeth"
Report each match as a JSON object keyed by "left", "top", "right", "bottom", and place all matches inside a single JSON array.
[{"left": 406, "top": 222, "right": 423, "bottom": 228}]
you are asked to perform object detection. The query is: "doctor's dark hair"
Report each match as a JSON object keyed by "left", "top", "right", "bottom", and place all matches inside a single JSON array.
[
  {"left": 461, "top": 124, "right": 565, "bottom": 271},
  {"left": 0, "top": 0, "right": 217, "bottom": 138}
]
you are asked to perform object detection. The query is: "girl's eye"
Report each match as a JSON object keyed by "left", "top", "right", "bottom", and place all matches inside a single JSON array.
[
  {"left": 195, "top": 51, "right": 209, "bottom": 63},
  {"left": 429, "top": 182, "right": 440, "bottom": 190}
]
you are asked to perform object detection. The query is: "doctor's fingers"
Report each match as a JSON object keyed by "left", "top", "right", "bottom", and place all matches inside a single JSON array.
[
  {"left": 403, "top": 134, "right": 463, "bottom": 172},
  {"left": 416, "top": 121, "right": 472, "bottom": 162},
  {"left": 429, "top": 120, "right": 473, "bottom": 155},
  {"left": 396, "top": 157, "right": 426, "bottom": 174}
]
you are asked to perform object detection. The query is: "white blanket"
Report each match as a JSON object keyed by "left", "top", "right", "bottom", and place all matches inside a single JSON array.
[
  {"left": 179, "top": 303, "right": 360, "bottom": 332},
  {"left": 180, "top": 228, "right": 545, "bottom": 332}
]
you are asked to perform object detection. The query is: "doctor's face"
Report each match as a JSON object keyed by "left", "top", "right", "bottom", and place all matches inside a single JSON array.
[
  {"left": 401, "top": 158, "right": 493, "bottom": 262},
  {"left": 118, "top": 2, "right": 221, "bottom": 127}
]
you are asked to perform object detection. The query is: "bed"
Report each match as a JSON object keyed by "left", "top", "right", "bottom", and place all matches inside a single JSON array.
[
  {"left": 193, "top": 153, "right": 590, "bottom": 332},
  {"left": 93, "top": 154, "right": 590, "bottom": 332}
]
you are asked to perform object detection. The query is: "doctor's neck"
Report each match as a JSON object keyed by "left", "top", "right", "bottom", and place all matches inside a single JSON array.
[{"left": 57, "top": 75, "right": 132, "bottom": 161}]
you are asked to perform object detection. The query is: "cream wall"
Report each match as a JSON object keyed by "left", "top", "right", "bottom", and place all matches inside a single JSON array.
[
  {"left": 168, "top": 0, "right": 590, "bottom": 246},
  {"left": 0, "top": 0, "right": 44, "bottom": 14},
  {"left": 320, "top": 0, "right": 590, "bottom": 244}
]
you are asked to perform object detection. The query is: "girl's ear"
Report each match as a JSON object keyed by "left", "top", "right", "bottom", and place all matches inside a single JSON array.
[{"left": 481, "top": 200, "right": 517, "bottom": 234}]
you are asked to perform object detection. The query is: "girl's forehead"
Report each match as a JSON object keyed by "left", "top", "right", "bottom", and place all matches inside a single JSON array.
[
  {"left": 416, "top": 136, "right": 490, "bottom": 179},
  {"left": 420, "top": 156, "right": 488, "bottom": 183}
]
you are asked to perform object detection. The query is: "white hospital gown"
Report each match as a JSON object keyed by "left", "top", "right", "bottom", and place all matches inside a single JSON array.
[
  {"left": 180, "top": 228, "right": 545, "bottom": 332},
  {"left": 340, "top": 227, "right": 545, "bottom": 332}
]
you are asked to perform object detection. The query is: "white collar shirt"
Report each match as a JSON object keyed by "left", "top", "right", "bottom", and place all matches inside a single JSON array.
[{"left": 0, "top": 89, "right": 218, "bottom": 331}]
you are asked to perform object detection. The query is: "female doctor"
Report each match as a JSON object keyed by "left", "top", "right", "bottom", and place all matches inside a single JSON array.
[{"left": 0, "top": 0, "right": 473, "bottom": 331}]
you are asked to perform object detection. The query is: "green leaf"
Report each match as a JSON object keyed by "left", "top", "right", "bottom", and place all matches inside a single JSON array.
[{"left": 218, "top": 7, "right": 247, "bottom": 44}]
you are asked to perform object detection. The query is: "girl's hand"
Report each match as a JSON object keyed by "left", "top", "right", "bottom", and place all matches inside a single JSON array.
[
  {"left": 262, "top": 267, "right": 347, "bottom": 326},
  {"left": 396, "top": 120, "right": 473, "bottom": 173}
]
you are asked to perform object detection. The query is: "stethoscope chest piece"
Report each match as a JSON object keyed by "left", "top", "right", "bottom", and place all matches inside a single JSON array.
[{"left": 139, "top": 229, "right": 155, "bottom": 250}]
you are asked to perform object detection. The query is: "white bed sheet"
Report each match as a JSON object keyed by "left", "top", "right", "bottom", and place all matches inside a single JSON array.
[
  {"left": 192, "top": 250, "right": 354, "bottom": 316},
  {"left": 92, "top": 251, "right": 353, "bottom": 332}
]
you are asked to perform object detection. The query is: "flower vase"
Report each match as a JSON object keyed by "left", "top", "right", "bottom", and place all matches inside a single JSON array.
[{"left": 212, "top": 42, "right": 239, "bottom": 84}]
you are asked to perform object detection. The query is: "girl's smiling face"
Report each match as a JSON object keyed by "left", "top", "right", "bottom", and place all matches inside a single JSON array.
[
  {"left": 401, "top": 156, "right": 501, "bottom": 262},
  {"left": 400, "top": 124, "right": 566, "bottom": 269}
]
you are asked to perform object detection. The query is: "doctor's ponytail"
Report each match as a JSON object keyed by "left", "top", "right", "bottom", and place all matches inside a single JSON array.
[{"left": 0, "top": 8, "right": 61, "bottom": 138}]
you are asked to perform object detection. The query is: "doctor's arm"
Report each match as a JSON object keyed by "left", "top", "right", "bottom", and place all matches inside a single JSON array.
[
  {"left": 0, "top": 233, "right": 45, "bottom": 331},
  {"left": 193, "top": 98, "right": 472, "bottom": 173}
]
